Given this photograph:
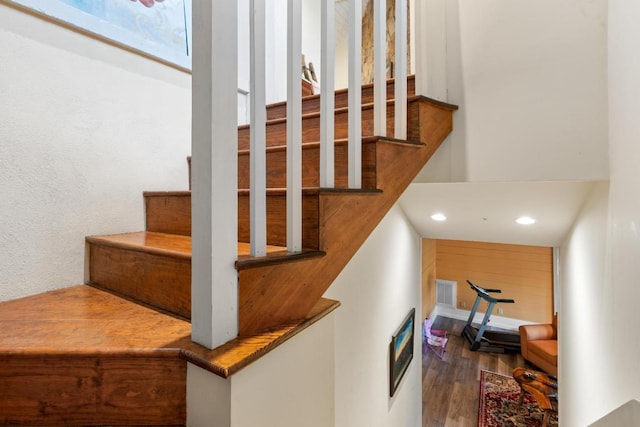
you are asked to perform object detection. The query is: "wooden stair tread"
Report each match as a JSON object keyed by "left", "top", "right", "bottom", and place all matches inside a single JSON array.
[
  {"left": 86, "top": 231, "right": 191, "bottom": 260},
  {"left": 0, "top": 285, "right": 191, "bottom": 353},
  {"left": 0, "top": 285, "right": 339, "bottom": 378},
  {"left": 87, "top": 231, "right": 326, "bottom": 269},
  {"left": 236, "top": 245, "right": 326, "bottom": 270}
]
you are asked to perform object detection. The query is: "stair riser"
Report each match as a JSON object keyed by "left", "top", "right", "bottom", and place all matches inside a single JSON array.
[
  {"left": 238, "top": 99, "right": 421, "bottom": 151},
  {"left": 145, "top": 195, "right": 191, "bottom": 237},
  {"left": 237, "top": 192, "right": 319, "bottom": 249},
  {"left": 266, "top": 77, "right": 416, "bottom": 120},
  {"left": 88, "top": 243, "right": 191, "bottom": 319},
  {"left": 0, "top": 354, "right": 186, "bottom": 426},
  {"left": 145, "top": 193, "right": 321, "bottom": 250},
  {"left": 237, "top": 141, "right": 377, "bottom": 189}
]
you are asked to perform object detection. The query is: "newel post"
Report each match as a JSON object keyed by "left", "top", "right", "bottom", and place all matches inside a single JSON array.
[{"left": 191, "top": 0, "right": 239, "bottom": 349}]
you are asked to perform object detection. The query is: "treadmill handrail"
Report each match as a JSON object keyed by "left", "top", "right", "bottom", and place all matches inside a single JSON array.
[{"left": 466, "top": 280, "right": 515, "bottom": 304}]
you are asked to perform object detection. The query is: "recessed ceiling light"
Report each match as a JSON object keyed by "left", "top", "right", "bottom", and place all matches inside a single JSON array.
[
  {"left": 516, "top": 216, "right": 536, "bottom": 225},
  {"left": 431, "top": 213, "right": 447, "bottom": 222}
]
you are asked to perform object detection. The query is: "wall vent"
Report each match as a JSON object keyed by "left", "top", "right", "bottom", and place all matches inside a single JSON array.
[{"left": 435, "top": 279, "right": 457, "bottom": 308}]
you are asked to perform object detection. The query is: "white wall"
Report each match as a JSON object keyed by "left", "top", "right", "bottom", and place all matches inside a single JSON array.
[
  {"left": 559, "top": 182, "right": 615, "bottom": 426},
  {"left": 231, "top": 314, "right": 335, "bottom": 427},
  {"left": 607, "top": 0, "right": 640, "bottom": 415},
  {"left": 324, "top": 204, "right": 422, "bottom": 427},
  {"left": 0, "top": 4, "right": 191, "bottom": 302},
  {"left": 415, "top": 0, "right": 609, "bottom": 183},
  {"left": 187, "top": 314, "right": 335, "bottom": 427},
  {"left": 559, "top": 1, "right": 640, "bottom": 422},
  {"left": 264, "top": 0, "right": 322, "bottom": 104}
]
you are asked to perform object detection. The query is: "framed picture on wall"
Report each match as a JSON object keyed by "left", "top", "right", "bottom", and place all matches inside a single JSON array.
[
  {"left": 389, "top": 307, "right": 415, "bottom": 397},
  {"left": 5, "top": 0, "right": 192, "bottom": 69}
]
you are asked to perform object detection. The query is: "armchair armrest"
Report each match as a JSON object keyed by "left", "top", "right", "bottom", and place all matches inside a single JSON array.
[{"left": 519, "top": 324, "right": 556, "bottom": 341}]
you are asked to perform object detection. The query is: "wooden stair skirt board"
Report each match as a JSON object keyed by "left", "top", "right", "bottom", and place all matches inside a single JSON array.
[
  {"left": 238, "top": 100, "right": 455, "bottom": 334},
  {"left": 0, "top": 285, "right": 340, "bottom": 425}
]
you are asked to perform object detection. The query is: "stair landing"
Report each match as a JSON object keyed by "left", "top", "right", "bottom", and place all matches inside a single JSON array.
[{"left": 0, "top": 285, "right": 339, "bottom": 425}]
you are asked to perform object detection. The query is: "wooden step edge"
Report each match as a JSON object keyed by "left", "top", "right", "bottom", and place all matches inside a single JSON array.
[
  {"left": 0, "top": 346, "right": 183, "bottom": 358},
  {"left": 144, "top": 188, "right": 381, "bottom": 197},
  {"left": 237, "top": 187, "right": 383, "bottom": 197},
  {"left": 144, "top": 190, "right": 191, "bottom": 197},
  {"left": 414, "top": 94, "right": 459, "bottom": 111},
  {"left": 238, "top": 187, "right": 321, "bottom": 197},
  {"left": 375, "top": 135, "right": 426, "bottom": 148},
  {"left": 318, "top": 187, "right": 383, "bottom": 195},
  {"left": 236, "top": 136, "right": 420, "bottom": 156},
  {"left": 180, "top": 297, "right": 341, "bottom": 378},
  {"left": 236, "top": 249, "right": 326, "bottom": 271},
  {"left": 237, "top": 136, "right": 381, "bottom": 156},
  {"left": 238, "top": 95, "right": 427, "bottom": 130},
  {"left": 86, "top": 232, "right": 191, "bottom": 261},
  {"left": 266, "top": 75, "right": 417, "bottom": 110}
]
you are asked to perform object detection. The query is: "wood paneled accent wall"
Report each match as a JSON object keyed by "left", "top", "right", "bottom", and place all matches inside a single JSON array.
[
  {"left": 432, "top": 239, "right": 554, "bottom": 324},
  {"left": 421, "top": 238, "right": 437, "bottom": 319}
]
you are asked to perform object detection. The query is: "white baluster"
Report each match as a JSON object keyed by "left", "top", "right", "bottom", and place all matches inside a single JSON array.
[
  {"left": 320, "top": 0, "right": 335, "bottom": 188},
  {"left": 394, "top": 0, "right": 407, "bottom": 139},
  {"left": 374, "top": 0, "right": 387, "bottom": 136},
  {"left": 287, "top": 0, "right": 302, "bottom": 252},
  {"left": 250, "top": 0, "right": 267, "bottom": 257},
  {"left": 348, "top": 0, "right": 362, "bottom": 188}
]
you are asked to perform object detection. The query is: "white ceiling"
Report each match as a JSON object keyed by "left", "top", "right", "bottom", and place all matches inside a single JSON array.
[{"left": 398, "top": 181, "right": 599, "bottom": 247}]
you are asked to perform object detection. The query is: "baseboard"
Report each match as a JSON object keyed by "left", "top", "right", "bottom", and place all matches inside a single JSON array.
[{"left": 428, "top": 304, "right": 537, "bottom": 332}]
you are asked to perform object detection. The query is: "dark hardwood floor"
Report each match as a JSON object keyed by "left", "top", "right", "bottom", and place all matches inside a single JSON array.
[{"left": 422, "top": 316, "right": 526, "bottom": 427}]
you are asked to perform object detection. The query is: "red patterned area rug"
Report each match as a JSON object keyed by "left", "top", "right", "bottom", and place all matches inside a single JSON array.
[{"left": 478, "top": 370, "right": 558, "bottom": 427}]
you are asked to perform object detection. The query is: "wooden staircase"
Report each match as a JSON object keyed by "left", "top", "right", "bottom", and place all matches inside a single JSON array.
[{"left": 0, "top": 77, "right": 456, "bottom": 425}]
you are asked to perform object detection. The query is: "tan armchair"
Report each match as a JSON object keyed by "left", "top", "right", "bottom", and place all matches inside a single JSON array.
[{"left": 519, "top": 313, "right": 558, "bottom": 376}]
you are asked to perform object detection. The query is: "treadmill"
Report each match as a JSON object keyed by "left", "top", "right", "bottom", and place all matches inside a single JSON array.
[{"left": 462, "top": 280, "right": 521, "bottom": 353}]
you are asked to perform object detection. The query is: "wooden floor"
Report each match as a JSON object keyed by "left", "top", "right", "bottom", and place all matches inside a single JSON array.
[{"left": 422, "top": 316, "right": 526, "bottom": 427}]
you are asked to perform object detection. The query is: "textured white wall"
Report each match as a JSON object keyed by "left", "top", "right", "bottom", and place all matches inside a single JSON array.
[
  {"left": 0, "top": 4, "right": 191, "bottom": 302},
  {"left": 325, "top": 204, "right": 422, "bottom": 427},
  {"left": 415, "top": 0, "right": 609, "bottom": 183}
]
